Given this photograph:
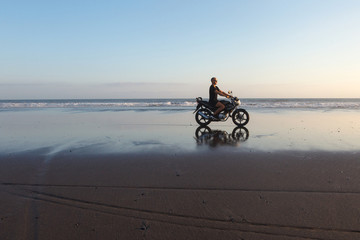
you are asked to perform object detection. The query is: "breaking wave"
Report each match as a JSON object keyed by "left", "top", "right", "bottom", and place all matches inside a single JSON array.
[{"left": 1, "top": 98, "right": 360, "bottom": 110}]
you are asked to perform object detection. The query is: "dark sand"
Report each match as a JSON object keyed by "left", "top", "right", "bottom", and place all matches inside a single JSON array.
[{"left": 1, "top": 149, "right": 360, "bottom": 240}]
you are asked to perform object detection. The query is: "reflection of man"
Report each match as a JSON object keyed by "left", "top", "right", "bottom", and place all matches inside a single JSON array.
[{"left": 209, "top": 77, "right": 231, "bottom": 120}]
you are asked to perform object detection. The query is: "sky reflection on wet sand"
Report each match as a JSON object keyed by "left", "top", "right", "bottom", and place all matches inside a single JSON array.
[{"left": 1, "top": 109, "right": 360, "bottom": 156}]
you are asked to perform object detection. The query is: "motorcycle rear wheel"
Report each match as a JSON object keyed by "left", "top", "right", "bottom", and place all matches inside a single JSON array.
[
  {"left": 232, "top": 109, "right": 249, "bottom": 126},
  {"left": 195, "top": 109, "right": 212, "bottom": 126}
]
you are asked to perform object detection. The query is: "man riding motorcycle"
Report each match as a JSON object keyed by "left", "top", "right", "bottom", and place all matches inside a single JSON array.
[{"left": 209, "top": 77, "right": 231, "bottom": 120}]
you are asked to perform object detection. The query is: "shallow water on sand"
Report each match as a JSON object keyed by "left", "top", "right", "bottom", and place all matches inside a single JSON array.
[{"left": 1, "top": 108, "right": 360, "bottom": 155}]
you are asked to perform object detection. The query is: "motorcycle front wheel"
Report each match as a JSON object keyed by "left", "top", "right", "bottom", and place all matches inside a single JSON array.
[
  {"left": 232, "top": 109, "right": 249, "bottom": 126},
  {"left": 195, "top": 109, "right": 212, "bottom": 126}
]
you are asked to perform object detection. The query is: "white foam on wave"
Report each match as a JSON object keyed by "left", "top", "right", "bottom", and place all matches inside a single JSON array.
[
  {"left": 241, "top": 100, "right": 360, "bottom": 109},
  {"left": 0, "top": 100, "right": 198, "bottom": 109}
]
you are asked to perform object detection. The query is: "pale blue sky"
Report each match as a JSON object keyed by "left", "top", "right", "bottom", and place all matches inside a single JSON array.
[{"left": 1, "top": 0, "right": 359, "bottom": 99}]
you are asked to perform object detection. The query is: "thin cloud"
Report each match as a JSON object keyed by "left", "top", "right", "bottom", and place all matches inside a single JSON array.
[
  {"left": 0, "top": 82, "right": 52, "bottom": 87},
  {"left": 99, "top": 82, "right": 188, "bottom": 87}
]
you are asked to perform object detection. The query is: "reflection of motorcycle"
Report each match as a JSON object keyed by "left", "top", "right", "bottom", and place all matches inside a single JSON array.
[
  {"left": 193, "top": 93, "right": 249, "bottom": 126},
  {"left": 195, "top": 126, "right": 249, "bottom": 147}
]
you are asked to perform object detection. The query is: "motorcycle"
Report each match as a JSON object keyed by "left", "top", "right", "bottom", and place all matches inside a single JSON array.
[{"left": 193, "top": 91, "right": 249, "bottom": 126}]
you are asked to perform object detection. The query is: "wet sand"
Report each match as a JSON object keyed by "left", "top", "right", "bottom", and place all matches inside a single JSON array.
[
  {"left": 1, "top": 109, "right": 360, "bottom": 239},
  {"left": 2, "top": 150, "right": 360, "bottom": 239}
]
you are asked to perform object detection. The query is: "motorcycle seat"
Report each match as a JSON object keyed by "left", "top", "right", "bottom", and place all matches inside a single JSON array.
[{"left": 200, "top": 101, "right": 215, "bottom": 109}]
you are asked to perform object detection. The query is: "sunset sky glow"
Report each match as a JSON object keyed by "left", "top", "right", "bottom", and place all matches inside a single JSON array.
[{"left": 1, "top": 0, "right": 359, "bottom": 99}]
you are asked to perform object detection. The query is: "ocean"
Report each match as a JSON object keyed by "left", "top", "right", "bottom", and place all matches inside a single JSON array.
[{"left": 1, "top": 98, "right": 360, "bottom": 111}]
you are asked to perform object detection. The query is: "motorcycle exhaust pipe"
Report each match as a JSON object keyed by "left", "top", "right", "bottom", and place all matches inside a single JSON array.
[{"left": 198, "top": 111, "right": 210, "bottom": 119}]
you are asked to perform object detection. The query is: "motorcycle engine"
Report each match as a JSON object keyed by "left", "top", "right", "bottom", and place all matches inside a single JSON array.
[{"left": 218, "top": 113, "right": 227, "bottom": 119}]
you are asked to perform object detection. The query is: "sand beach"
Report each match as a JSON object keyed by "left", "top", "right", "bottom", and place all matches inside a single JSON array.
[{"left": 1, "top": 106, "right": 360, "bottom": 239}]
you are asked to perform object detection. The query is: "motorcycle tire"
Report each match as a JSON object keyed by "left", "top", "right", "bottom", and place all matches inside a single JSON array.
[
  {"left": 195, "top": 109, "right": 212, "bottom": 126},
  {"left": 232, "top": 109, "right": 249, "bottom": 126}
]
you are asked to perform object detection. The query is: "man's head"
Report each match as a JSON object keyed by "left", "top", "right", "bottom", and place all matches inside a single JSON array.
[{"left": 211, "top": 77, "right": 217, "bottom": 85}]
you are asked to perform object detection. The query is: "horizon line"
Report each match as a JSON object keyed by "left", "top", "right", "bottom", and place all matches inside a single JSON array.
[{"left": 1, "top": 97, "right": 360, "bottom": 101}]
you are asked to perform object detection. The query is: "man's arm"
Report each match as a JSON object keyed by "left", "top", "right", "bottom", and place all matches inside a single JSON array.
[{"left": 215, "top": 89, "right": 231, "bottom": 98}]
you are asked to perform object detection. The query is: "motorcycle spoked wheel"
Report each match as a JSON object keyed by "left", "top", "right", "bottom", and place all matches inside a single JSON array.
[
  {"left": 195, "top": 108, "right": 212, "bottom": 126},
  {"left": 232, "top": 109, "right": 249, "bottom": 126}
]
